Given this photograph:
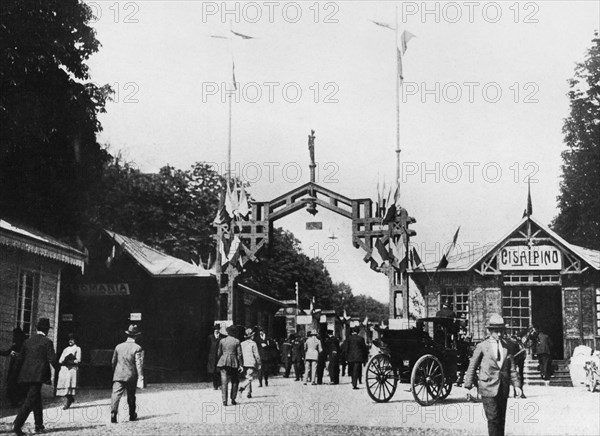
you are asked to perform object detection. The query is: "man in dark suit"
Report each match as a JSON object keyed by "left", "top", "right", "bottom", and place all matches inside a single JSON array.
[
  {"left": 280, "top": 335, "right": 293, "bottom": 378},
  {"left": 291, "top": 334, "right": 304, "bottom": 381},
  {"left": 464, "top": 314, "right": 521, "bottom": 436},
  {"left": 13, "top": 318, "right": 57, "bottom": 436},
  {"left": 110, "top": 325, "right": 144, "bottom": 424},
  {"left": 255, "top": 328, "right": 277, "bottom": 387},
  {"left": 207, "top": 324, "right": 224, "bottom": 389},
  {"left": 325, "top": 330, "right": 340, "bottom": 384},
  {"left": 342, "top": 326, "right": 368, "bottom": 389},
  {"left": 536, "top": 329, "right": 553, "bottom": 380}
]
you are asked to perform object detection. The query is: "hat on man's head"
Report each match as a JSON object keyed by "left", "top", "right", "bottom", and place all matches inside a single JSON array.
[
  {"left": 226, "top": 325, "right": 237, "bottom": 336},
  {"left": 125, "top": 324, "right": 141, "bottom": 337},
  {"left": 213, "top": 324, "right": 221, "bottom": 331},
  {"left": 244, "top": 328, "right": 254, "bottom": 339},
  {"left": 36, "top": 318, "right": 51, "bottom": 332},
  {"left": 486, "top": 314, "right": 505, "bottom": 330}
]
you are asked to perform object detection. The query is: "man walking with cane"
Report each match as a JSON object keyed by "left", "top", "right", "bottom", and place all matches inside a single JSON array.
[{"left": 464, "top": 314, "right": 521, "bottom": 436}]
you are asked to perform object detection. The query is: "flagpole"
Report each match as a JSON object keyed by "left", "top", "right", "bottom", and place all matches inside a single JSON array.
[
  {"left": 227, "top": 79, "right": 232, "bottom": 185},
  {"left": 395, "top": 5, "right": 401, "bottom": 190}
]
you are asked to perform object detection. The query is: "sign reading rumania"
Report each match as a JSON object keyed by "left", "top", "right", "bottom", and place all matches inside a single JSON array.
[
  {"left": 499, "top": 245, "right": 562, "bottom": 270},
  {"left": 71, "top": 283, "right": 130, "bottom": 296}
]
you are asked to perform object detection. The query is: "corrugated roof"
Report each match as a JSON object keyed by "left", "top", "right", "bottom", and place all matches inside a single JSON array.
[
  {"left": 104, "top": 230, "right": 212, "bottom": 277},
  {"left": 0, "top": 218, "right": 85, "bottom": 269},
  {"left": 415, "top": 216, "right": 600, "bottom": 273}
]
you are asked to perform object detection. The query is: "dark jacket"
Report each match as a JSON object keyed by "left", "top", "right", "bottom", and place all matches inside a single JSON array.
[
  {"left": 206, "top": 333, "right": 224, "bottom": 373},
  {"left": 342, "top": 334, "right": 368, "bottom": 363},
  {"left": 536, "top": 332, "right": 552, "bottom": 355},
  {"left": 280, "top": 340, "right": 292, "bottom": 364},
  {"left": 291, "top": 338, "right": 304, "bottom": 362},
  {"left": 325, "top": 336, "right": 340, "bottom": 358},
  {"left": 16, "top": 333, "right": 57, "bottom": 384}
]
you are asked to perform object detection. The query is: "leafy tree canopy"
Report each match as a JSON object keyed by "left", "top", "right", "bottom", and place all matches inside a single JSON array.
[
  {"left": 552, "top": 34, "right": 600, "bottom": 249},
  {"left": 0, "top": 0, "right": 111, "bottom": 236}
]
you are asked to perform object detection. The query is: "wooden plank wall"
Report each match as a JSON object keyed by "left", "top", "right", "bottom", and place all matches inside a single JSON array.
[{"left": 0, "top": 247, "right": 61, "bottom": 405}]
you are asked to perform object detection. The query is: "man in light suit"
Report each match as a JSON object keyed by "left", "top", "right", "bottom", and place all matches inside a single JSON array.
[
  {"left": 464, "top": 314, "right": 522, "bottom": 436},
  {"left": 303, "top": 330, "right": 322, "bottom": 385},
  {"left": 13, "top": 318, "right": 57, "bottom": 436},
  {"left": 111, "top": 325, "right": 144, "bottom": 423}
]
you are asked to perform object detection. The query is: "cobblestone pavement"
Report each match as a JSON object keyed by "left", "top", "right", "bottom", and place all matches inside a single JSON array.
[{"left": 1, "top": 375, "right": 599, "bottom": 435}]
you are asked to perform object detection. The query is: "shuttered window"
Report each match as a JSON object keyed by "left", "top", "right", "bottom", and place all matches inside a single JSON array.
[{"left": 17, "top": 270, "right": 38, "bottom": 335}]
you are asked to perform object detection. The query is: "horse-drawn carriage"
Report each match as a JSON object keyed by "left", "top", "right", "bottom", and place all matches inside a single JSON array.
[{"left": 366, "top": 316, "right": 474, "bottom": 406}]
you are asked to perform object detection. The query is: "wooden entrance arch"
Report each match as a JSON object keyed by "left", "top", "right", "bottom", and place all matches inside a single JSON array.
[{"left": 215, "top": 133, "right": 416, "bottom": 321}]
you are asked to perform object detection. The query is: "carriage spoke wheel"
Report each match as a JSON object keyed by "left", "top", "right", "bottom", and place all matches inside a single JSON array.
[
  {"left": 366, "top": 353, "right": 398, "bottom": 403},
  {"left": 439, "top": 379, "right": 453, "bottom": 400},
  {"left": 410, "top": 354, "right": 445, "bottom": 406}
]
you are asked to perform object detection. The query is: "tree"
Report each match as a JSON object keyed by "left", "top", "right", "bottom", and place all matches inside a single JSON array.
[
  {"left": 91, "top": 158, "right": 223, "bottom": 262},
  {"left": 0, "top": 0, "right": 111, "bottom": 237},
  {"left": 552, "top": 34, "right": 600, "bottom": 249}
]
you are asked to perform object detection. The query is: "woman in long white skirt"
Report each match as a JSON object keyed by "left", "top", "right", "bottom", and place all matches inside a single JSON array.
[{"left": 56, "top": 334, "right": 81, "bottom": 409}]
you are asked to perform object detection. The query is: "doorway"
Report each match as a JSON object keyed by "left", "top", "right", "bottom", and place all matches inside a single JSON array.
[{"left": 531, "top": 286, "right": 564, "bottom": 359}]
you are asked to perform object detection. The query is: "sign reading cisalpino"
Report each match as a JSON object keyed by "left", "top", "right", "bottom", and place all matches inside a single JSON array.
[{"left": 499, "top": 245, "right": 562, "bottom": 270}]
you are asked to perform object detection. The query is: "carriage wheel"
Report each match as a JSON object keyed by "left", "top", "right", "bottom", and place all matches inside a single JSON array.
[
  {"left": 366, "top": 353, "right": 398, "bottom": 403},
  {"left": 411, "top": 354, "right": 445, "bottom": 406},
  {"left": 439, "top": 379, "right": 453, "bottom": 400}
]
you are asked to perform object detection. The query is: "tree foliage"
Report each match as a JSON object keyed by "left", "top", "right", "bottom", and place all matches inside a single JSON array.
[
  {"left": 0, "top": 0, "right": 112, "bottom": 236},
  {"left": 91, "top": 157, "right": 223, "bottom": 262},
  {"left": 552, "top": 34, "right": 600, "bottom": 249}
]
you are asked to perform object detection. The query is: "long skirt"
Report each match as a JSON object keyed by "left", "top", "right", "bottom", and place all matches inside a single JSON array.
[{"left": 56, "top": 366, "right": 78, "bottom": 396}]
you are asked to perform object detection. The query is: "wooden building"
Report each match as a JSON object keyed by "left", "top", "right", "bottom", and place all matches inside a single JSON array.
[
  {"left": 412, "top": 216, "right": 600, "bottom": 359},
  {"left": 60, "top": 230, "right": 218, "bottom": 383},
  {"left": 234, "top": 283, "right": 289, "bottom": 339},
  {"left": 0, "top": 218, "right": 85, "bottom": 403}
]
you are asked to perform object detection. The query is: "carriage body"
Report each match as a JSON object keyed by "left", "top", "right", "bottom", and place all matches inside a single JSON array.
[{"left": 367, "top": 317, "right": 474, "bottom": 406}]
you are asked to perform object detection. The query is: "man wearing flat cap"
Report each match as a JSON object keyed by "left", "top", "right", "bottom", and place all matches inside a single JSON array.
[
  {"left": 13, "top": 318, "right": 57, "bottom": 436},
  {"left": 464, "top": 314, "right": 522, "bottom": 436},
  {"left": 110, "top": 324, "right": 144, "bottom": 424}
]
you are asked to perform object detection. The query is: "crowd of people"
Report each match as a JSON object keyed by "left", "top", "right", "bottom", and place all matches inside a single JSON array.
[
  {"left": 1, "top": 314, "right": 557, "bottom": 435},
  {"left": 205, "top": 324, "right": 370, "bottom": 405}
]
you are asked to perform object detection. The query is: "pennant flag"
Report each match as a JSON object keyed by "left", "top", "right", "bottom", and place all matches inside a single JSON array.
[
  {"left": 437, "top": 226, "right": 460, "bottom": 269},
  {"left": 238, "top": 185, "right": 250, "bottom": 218},
  {"left": 232, "top": 60, "right": 237, "bottom": 91},
  {"left": 369, "top": 258, "right": 380, "bottom": 272},
  {"left": 213, "top": 189, "right": 231, "bottom": 225},
  {"left": 400, "top": 30, "right": 416, "bottom": 54},
  {"left": 225, "top": 184, "right": 235, "bottom": 217},
  {"left": 437, "top": 254, "right": 449, "bottom": 269},
  {"left": 393, "top": 181, "right": 400, "bottom": 208},
  {"left": 375, "top": 238, "right": 390, "bottom": 262},
  {"left": 232, "top": 181, "right": 240, "bottom": 216},
  {"left": 343, "top": 308, "right": 349, "bottom": 321},
  {"left": 219, "top": 234, "right": 231, "bottom": 266},
  {"left": 411, "top": 247, "right": 422, "bottom": 268},
  {"left": 523, "top": 178, "right": 533, "bottom": 218},
  {"left": 370, "top": 239, "right": 385, "bottom": 267},
  {"left": 391, "top": 234, "right": 408, "bottom": 272},
  {"left": 371, "top": 20, "right": 395, "bottom": 30},
  {"left": 381, "top": 179, "right": 387, "bottom": 215},
  {"left": 363, "top": 315, "right": 369, "bottom": 326},
  {"left": 376, "top": 178, "right": 381, "bottom": 218},
  {"left": 382, "top": 203, "right": 396, "bottom": 224},
  {"left": 310, "top": 296, "right": 314, "bottom": 314},
  {"left": 231, "top": 29, "right": 255, "bottom": 39}
]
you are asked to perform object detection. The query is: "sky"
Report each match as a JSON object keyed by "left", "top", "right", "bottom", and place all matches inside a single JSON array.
[{"left": 86, "top": 1, "right": 599, "bottom": 304}]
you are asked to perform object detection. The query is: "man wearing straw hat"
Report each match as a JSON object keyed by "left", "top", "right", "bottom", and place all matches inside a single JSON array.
[
  {"left": 464, "top": 314, "right": 521, "bottom": 436},
  {"left": 110, "top": 324, "right": 144, "bottom": 424},
  {"left": 239, "top": 328, "right": 261, "bottom": 399}
]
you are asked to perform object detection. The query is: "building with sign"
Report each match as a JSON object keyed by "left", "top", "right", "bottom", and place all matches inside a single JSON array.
[
  {"left": 412, "top": 216, "right": 600, "bottom": 360},
  {"left": 60, "top": 230, "right": 218, "bottom": 383},
  {"left": 0, "top": 218, "right": 85, "bottom": 405}
]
